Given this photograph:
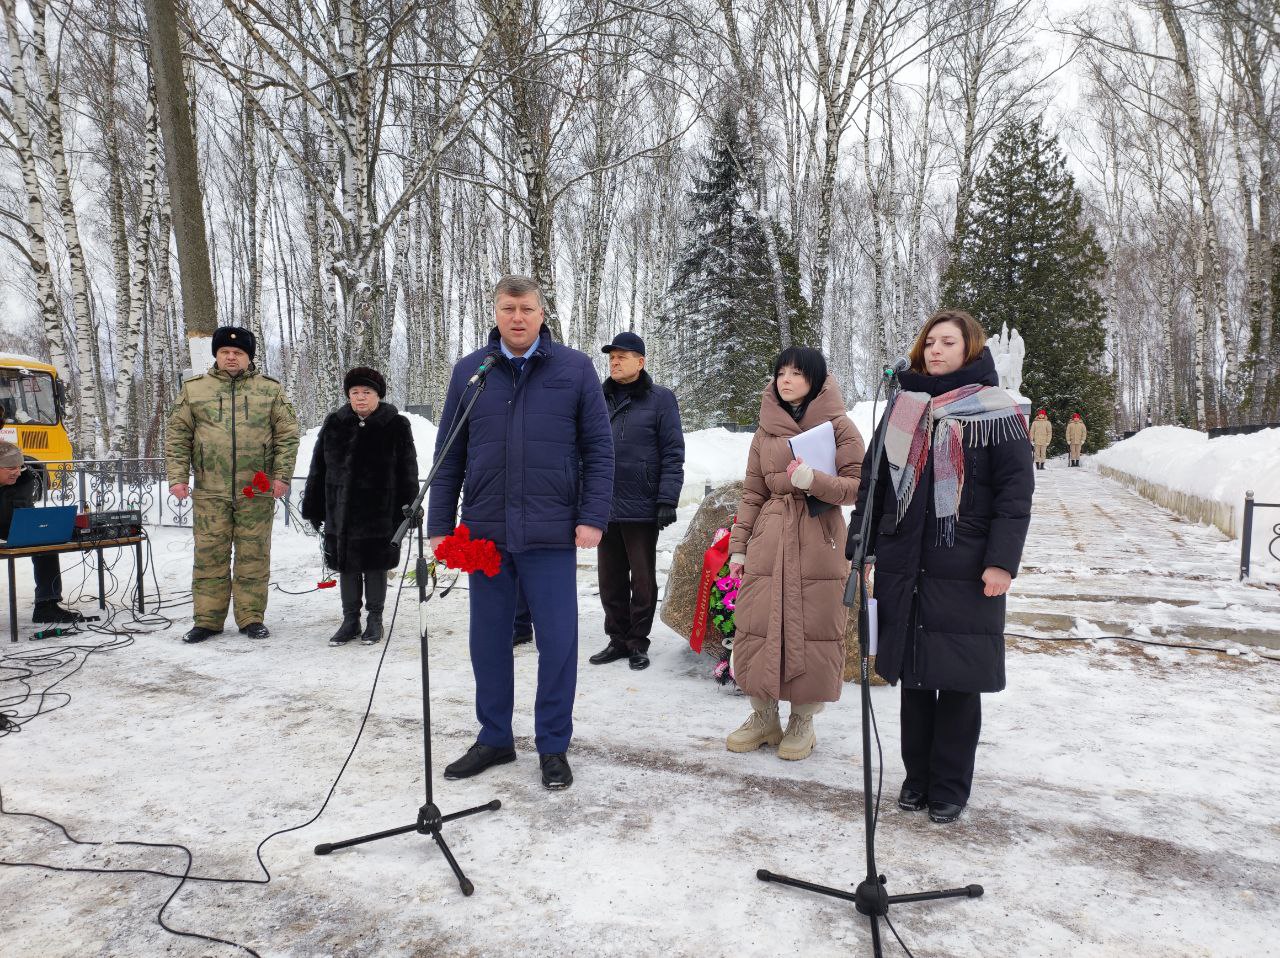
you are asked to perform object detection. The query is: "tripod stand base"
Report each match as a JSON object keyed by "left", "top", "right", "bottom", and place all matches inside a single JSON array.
[
  {"left": 315, "top": 799, "right": 501, "bottom": 896},
  {"left": 757, "top": 869, "right": 982, "bottom": 955}
]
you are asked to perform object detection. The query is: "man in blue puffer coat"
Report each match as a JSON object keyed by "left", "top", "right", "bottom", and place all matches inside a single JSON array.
[
  {"left": 588, "top": 332, "right": 684, "bottom": 672},
  {"left": 428, "top": 275, "right": 614, "bottom": 791}
]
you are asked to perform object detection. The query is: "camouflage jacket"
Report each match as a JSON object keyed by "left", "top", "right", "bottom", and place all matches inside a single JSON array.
[
  {"left": 1066, "top": 420, "right": 1087, "bottom": 445},
  {"left": 1029, "top": 417, "right": 1053, "bottom": 446},
  {"left": 165, "top": 366, "right": 300, "bottom": 496}
]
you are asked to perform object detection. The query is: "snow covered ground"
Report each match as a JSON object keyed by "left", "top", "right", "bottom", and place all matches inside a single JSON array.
[
  {"left": 1, "top": 460, "right": 1277, "bottom": 957},
  {"left": 1094, "top": 426, "right": 1280, "bottom": 580}
]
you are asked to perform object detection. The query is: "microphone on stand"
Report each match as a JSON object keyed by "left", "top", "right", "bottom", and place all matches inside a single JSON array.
[
  {"left": 883, "top": 356, "right": 910, "bottom": 378},
  {"left": 467, "top": 352, "right": 502, "bottom": 386}
]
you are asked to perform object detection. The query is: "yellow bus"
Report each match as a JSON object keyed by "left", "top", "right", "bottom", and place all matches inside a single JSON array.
[{"left": 0, "top": 354, "right": 74, "bottom": 481}]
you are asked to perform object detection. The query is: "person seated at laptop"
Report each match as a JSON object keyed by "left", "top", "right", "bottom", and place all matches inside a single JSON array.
[{"left": 0, "top": 441, "right": 82, "bottom": 623}]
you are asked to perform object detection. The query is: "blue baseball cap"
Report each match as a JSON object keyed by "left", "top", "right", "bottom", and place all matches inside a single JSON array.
[{"left": 602, "top": 331, "right": 645, "bottom": 356}]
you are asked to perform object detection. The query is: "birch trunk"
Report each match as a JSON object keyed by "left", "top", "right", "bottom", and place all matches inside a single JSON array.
[
  {"left": 1159, "top": 0, "right": 1237, "bottom": 417},
  {"left": 112, "top": 91, "right": 159, "bottom": 457},
  {"left": 2, "top": 0, "right": 69, "bottom": 380},
  {"left": 30, "top": 0, "right": 94, "bottom": 451}
]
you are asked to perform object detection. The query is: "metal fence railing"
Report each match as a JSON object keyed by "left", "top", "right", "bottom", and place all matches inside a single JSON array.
[
  {"left": 30, "top": 459, "right": 302, "bottom": 529},
  {"left": 1240, "top": 490, "right": 1280, "bottom": 580}
]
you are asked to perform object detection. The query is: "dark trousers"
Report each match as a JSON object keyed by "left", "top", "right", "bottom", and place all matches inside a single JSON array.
[
  {"left": 32, "top": 553, "right": 62, "bottom": 603},
  {"left": 468, "top": 547, "right": 578, "bottom": 755},
  {"left": 900, "top": 686, "right": 983, "bottom": 806},
  {"left": 597, "top": 521, "right": 659, "bottom": 653}
]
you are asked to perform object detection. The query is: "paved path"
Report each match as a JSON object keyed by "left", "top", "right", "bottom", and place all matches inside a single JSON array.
[{"left": 1010, "top": 462, "right": 1280, "bottom": 649}]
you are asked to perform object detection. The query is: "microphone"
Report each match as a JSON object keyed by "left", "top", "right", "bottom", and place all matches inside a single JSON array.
[
  {"left": 883, "top": 356, "right": 909, "bottom": 378},
  {"left": 467, "top": 351, "right": 502, "bottom": 386}
]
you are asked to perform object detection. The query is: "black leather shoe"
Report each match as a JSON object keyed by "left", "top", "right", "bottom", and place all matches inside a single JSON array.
[
  {"left": 33, "top": 601, "right": 84, "bottom": 624},
  {"left": 928, "top": 801, "right": 965, "bottom": 823},
  {"left": 897, "top": 786, "right": 927, "bottom": 811},
  {"left": 588, "top": 644, "right": 629, "bottom": 665},
  {"left": 539, "top": 753, "right": 573, "bottom": 790},
  {"left": 513, "top": 630, "right": 534, "bottom": 646},
  {"left": 240, "top": 622, "right": 270, "bottom": 639},
  {"left": 629, "top": 651, "right": 650, "bottom": 671},
  {"left": 444, "top": 743, "right": 517, "bottom": 780},
  {"left": 183, "top": 626, "right": 221, "bottom": 643}
]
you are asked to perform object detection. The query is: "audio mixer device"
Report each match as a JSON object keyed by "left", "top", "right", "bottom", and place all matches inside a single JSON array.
[{"left": 74, "top": 508, "right": 144, "bottom": 541}]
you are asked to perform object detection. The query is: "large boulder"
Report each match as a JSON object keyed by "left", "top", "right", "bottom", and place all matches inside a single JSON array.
[
  {"left": 662, "top": 478, "right": 881, "bottom": 684},
  {"left": 660, "top": 480, "right": 743, "bottom": 657}
]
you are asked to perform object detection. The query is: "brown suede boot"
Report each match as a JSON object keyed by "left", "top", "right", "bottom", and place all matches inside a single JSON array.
[
  {"left": 778, "top": 702, "right": 824, "bottom": 760},
  {"left": 726, "top": 696, "right": 783, "bottom": 752}
]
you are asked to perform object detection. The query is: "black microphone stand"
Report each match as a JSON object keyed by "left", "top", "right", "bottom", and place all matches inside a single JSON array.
[
  {"left": 756, "top": 363, "right": 983, "bottom": 955},
  {"left": 314, "top": 364, "right": 501, "bottom": 896}
]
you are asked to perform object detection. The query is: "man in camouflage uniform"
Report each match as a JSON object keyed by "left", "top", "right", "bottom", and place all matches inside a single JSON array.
[{"left": 166, "top": 326, "right": 299, "bottom": 642}]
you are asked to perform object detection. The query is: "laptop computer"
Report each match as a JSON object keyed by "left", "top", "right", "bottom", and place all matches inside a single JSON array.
[{"left": 1, "top": 506, "right": 77, "bottom": 548}]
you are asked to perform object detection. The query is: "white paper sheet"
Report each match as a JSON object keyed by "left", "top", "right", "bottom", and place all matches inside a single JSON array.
[{"left": 787, "top": 419, "right": 837, "bottom": 476}]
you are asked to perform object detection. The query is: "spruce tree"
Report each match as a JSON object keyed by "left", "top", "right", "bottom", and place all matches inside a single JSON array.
[
  {"left": 941, "top": 118, "right": 1114, "bottom": 453},
  {"left": 659, "top": 109, "right": 811, "bottom": 429}
]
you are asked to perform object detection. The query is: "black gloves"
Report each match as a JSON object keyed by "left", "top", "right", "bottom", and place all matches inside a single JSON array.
[{"left": 656, "top": 504, "right": 678, "bottom": 529}]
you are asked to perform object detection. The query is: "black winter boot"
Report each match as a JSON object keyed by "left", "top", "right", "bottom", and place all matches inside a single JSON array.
[
  {"left": 361, "top": 571, "right": 387, "bottom": 644},
  {"left": 330, "top": 573, "right": 363, "bottom": 646}
]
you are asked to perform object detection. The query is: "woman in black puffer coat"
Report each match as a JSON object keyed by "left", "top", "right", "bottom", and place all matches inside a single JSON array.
[
  {"left": 302, "top": 368, "right": 419, "bottom": 646},
  {"left": 852, "top": 309, "right": 1033, "bottom": 823}
]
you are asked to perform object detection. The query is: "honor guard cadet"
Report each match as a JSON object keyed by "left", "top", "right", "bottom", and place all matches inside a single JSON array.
[
  {"left": 1066, "top": 413, "right": 1087, "bottom": 467},
  {"left": 166, "top": 326, "right": 300, "bottom": 643},
  {"left": 1029, "top": 409, "right": 1053, "bottom": 470}
]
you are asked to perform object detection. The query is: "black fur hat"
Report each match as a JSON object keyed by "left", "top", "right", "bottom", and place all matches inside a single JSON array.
[
  {"left": 344, "top": 366, "right": 387, "bottom": 399},
  {"left": 211, "top": 326, "right": 256, "bottom": 361}
]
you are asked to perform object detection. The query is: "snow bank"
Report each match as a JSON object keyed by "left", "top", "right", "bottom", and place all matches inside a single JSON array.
[
  {"left": 294, "top": 410, "right": 439, "bottom": 478},
  {"left": 1094, "top": 425, "right": 1280, "bottom": 571}
]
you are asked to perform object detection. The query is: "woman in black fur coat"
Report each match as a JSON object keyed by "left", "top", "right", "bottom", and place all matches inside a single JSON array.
[{"left": 302, "top": 368, "right": 419, "bottom": 645}]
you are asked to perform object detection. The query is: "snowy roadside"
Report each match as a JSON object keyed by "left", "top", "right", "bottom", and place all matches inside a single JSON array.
[{"left": 0, "top": 470, "right": 1276, "bottom": 957}]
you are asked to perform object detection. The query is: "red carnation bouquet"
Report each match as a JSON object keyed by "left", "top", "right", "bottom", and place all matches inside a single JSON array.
[
  {"left": 434, "top": 524, "right": 502, "bottom": 577},
  {"left": 242, "top": 470, "right": 272, "bottom": 498},
  {"left": 241, "top": 471, "right": 335, "bottom": 588}
]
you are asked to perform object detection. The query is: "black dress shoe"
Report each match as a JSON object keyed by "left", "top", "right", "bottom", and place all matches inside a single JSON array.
[
  {"left": 444, "top": 743, "right": 517, "bottom": 780},
  {"left": 897, "top": 786, "right": 927, "bottom": 811},
  {"left": 588, "top": 644, "right": 629, "bottom": 665},
  {"left": 183, "top": 626, "right": 221, "bottom": 643},
  {"left": 628, "top": 651, "right": 650, "bottom": 671},
  {"left": 513, "top": 630, "right": 534, "bottom": 646},
  {"left": 240, "top": 622, "right": 270, "bottom": 639},
  {"left": 928, "top": 801, "right": 965, "bottom": 823},
  {"left": 539, "top": 753, "right": 573, "bottom": 790},
  {"left": 33, "top": 601, "right": 85, "bottom": 624},
  {"left": 588, "top": 642, "right": 629, "bottom": 665}
]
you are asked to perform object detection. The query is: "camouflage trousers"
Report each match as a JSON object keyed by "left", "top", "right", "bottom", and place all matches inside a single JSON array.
[
  {"left": 1033, "top": 443, "right": 1048, "bottom": 464},
  {"left": 1069, "top": 443, "right": 1083, "bottom": 460},
  {"left": 192, "top": 493, "right": 274, "bottom": 629}
]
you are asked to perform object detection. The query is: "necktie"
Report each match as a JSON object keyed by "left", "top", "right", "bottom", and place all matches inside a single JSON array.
[{"left": 511, "top": 356, "right": 527, "bottom": 377}]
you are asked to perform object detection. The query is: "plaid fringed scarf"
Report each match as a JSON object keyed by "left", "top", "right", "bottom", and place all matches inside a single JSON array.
[{"left": 884, "top": 383, "right": 1028, "bottom": 546}]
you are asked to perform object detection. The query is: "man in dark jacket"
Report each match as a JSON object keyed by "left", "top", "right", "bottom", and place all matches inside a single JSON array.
[
  {"left": 0, "top": 441, "right": 81, "bottom": 623},
  {"left": 428, "top": 275, "right": 614, "bottom": 791},
  {"left": 588, "top": 332, "right": 684, "bottom": 671}
]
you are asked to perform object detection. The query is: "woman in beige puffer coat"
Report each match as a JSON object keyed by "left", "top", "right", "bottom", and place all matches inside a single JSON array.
[{"left": 725, "top": 347, "right": 864, "bottom": 760}]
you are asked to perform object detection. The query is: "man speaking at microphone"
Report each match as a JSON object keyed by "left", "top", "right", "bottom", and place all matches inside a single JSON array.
[{"left": 428, "top": 275, "right": 613, "bottom": 790}]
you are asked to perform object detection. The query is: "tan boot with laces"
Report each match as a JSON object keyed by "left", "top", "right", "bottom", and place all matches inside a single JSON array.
[
  {"left": 777, "top": 703, "right": 823, "bottom": 760},
  {"left": 726, "top": 696, "right": 783, "bottom": 752}
]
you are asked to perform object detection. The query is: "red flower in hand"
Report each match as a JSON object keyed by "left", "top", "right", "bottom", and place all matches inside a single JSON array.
[
  {"left": 252, "top": 471, "right": 271, "bottom": 493},
  {"left": 435, "top": 524, "right": 502, "bottom": 577},
  {"left": 242, "top": 485, "right": 256, "bottom": 498}
]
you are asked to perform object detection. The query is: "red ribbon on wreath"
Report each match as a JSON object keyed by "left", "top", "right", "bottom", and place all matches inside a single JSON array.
[
  {"left": 690, "top": 520, "right": 734, "bottom": 654},
  {"left": 434, "top": 524, "right": 502, "bottom": 577}
]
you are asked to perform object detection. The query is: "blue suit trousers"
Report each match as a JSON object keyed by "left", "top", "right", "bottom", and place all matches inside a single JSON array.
[{"left": 468, "top": 547, "right": 578, "bottom": 754}]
